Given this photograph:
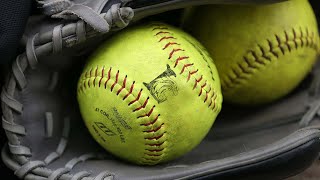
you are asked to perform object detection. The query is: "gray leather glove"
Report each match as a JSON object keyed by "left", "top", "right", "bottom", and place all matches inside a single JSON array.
[{"left": 3, "top": 1, "right": 320, "bottom": 180}]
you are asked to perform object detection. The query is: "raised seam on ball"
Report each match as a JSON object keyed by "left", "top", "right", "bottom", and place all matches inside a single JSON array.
[
  {"left": 78, "top": 67, "right": 166, "bottom": 165},
  {"left": 151, "top": 23, "right": 221, "bottom": 111},
  {"left": 222, "top": 27, "right": 320, "bottom": 91}
]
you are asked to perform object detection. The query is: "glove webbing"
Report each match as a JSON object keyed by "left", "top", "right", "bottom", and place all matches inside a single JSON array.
[
  {"left": 1, "top": 3, "right": 133, "bottom": 180},
  {"left": 300, "top": 65, "right": 320, "bottom": 127}
]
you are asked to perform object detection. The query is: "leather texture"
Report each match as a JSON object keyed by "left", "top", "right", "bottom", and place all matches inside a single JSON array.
[
  {"left": 124, "top": 0, "right": 287, "bottom": 21},
  {"left": 126, "top": 0, "right": 286, "bottom": 9},
  {"left": 195, "top": 138, "right": 320, "bottom": 180},
  {"left": 1, "top": 0, "right": 320, "bottom": 179},
  {"left": 0, "top": 0, "right": 31, "bottom": 64}
]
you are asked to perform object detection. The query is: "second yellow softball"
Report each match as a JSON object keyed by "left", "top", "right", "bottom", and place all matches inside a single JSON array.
[{"left": 184, "top": 0, "right": 319, "bottom": 105}]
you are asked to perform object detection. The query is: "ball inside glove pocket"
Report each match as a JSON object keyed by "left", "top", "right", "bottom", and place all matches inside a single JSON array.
[{"left": 2, "top": 0, "right": 320, "bottom": 180}]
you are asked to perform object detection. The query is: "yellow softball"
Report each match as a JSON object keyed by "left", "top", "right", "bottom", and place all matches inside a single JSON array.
[
  {"left": 77, "top": 22, "right": 222, "bottom": 165},
  {"left": 183, "top": 0, "right": 319, "bottom": 105}
]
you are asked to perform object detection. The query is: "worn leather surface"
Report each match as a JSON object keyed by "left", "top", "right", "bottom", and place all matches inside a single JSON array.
[{"left": 1, "top": 0, "right": 320, "bottom": 179}]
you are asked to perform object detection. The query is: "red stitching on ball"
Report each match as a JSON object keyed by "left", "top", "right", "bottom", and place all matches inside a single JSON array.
[
  {"left": 169, "top": 49, "right": 183, "bottom": 59},
  {"left": 159, "top": 36, "right": 176, "bottom": 42},
  {"left": 237, "top": 62, "right": 253, "bottom": 74},
  {"left": 187, "top": 69, "right": 198, "bottom": 82},
  {"left": 87, "top": 77, "right": 91, "bottom": 88},
  {"left": 99, "top": 66, "right": 105, "bottom": 87},
  {"left": 208, "top": 95, "right": 213, "bottom": 107},
  {"left": 293, "top": 29, "right": 298, "bottom": 48},
  {"left": 79, "top": 67, "right": 165, "bottom": 163},
  {"left": 284, "top": 31, "right": 291, "bottom": 52},
  {"left": 138, "top": 105, "right": 156, "bottom": 118},
  {"left": 300, "top": 28, "right": 305, "bottom": 47},
  {"left": 93, "top": 66, "right": 98, "bottom": 86},
  {"left": 199, "top": 81, "right": 207, "bottom": 96},
  {"left": 89, "top": 68, "right": 93, "bottom": 77},
  {"left": 140, "top": 114, "right": 160, "bottom": 126},
  {"left": 208, "top": 92, "right": 217, "bottom": 108},
  {"left": 163, "top": 42, "right": 180, "bottom": 50},
  {"left": 154, "top": 25, "right": 221, "bottom": 114},
  {"left": 128, "top": 89, "right": 142, "bottom": 105},
  {"left": 146, "top": 142, "right": 164, "bottom": 147},
  {"left": 243, "top": 57, "right": 259, "bottom": 69},
  {"left": 174, "top": 56, "right": 189, "bottom": 68},
  {"left": 117, "top": 75, "right": 127, "bottom": 95},
  {"left": 193, "top": 75, "right": 203, "bottom": 90},
  {"left": 180, "top": 63, "right": 193, "bottom": 74},
  {"left": 152, "top": 27, "right": 168, "bottom": 31},
  {"left": 145, "top": 133, "right": 164, "bottom": 140},
  {"left": 111, "top": 70, "right": 119, "bottom": 91},
  {"left": 204, "top": 87, "right": 211, "bottom": 103},
  {"left": 155, "top": 31, "right": 171, "bottom": 36},
  {"left": 83, "top": 80, "right": 86, "bottom": 89},
  {"left": 146, "top": 148, "right": 164, "bottom": 152},
  {"left": 133, "top": 97, "right": 149, "bottom": 112},
  {"left": 305, "top": 28, "right": 310, "bottom": 46},
  {"left": 123, "top": 81, "right": 135, "bottom": 100},
  {"left": 104, "top": 67, "right": 112, "bottom": 89},
  {"left": 224, "top": 27, "right": 319, "bottom": 92},
  {"left": 143, "top": 123, "right": 164, "bottom": 133},
  {"left": 212, "top": 94, "right": 217, "bottom": 110}
]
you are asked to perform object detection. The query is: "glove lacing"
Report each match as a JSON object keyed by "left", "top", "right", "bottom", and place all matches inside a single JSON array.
[
  {"left": 1, "top": 1, "right": 133, "bottom": 179},
  {"left": 299, "top": 64, "right": 320, "bottom": 127}
]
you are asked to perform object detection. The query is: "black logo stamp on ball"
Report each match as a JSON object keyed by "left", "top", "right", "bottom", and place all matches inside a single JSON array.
[
  {"left": 143, "top": 64, "right": 178, "bottom": 103},
  {"left": 94, "top": 122, "right": 116, "bottom": 136}
]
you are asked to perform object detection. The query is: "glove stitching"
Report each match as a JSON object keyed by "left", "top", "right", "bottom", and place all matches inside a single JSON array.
[
  {"left": 78, "top": 66, "right": 166, "bottom": 165},
  {"left": 221, "top": 27, "right": 319, "bottom": 91}
]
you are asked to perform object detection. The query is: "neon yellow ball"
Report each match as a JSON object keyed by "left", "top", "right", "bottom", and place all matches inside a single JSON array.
[
  {"left": 77, "top": 23, "right": 223, "bottom": 165},
  {"left": 184, "top": 0, "right": 319, "bottom": 105}
]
